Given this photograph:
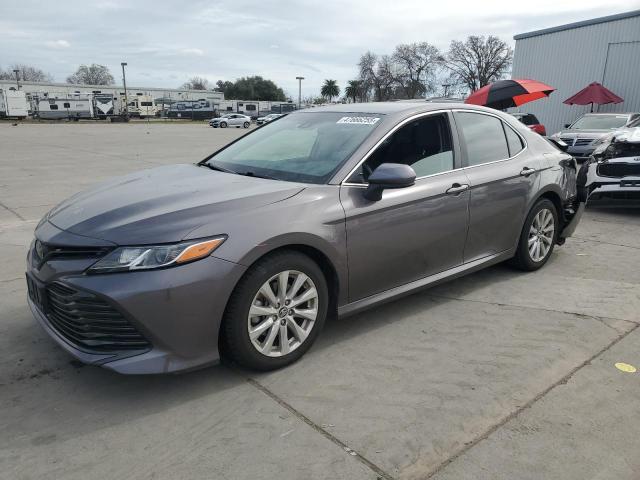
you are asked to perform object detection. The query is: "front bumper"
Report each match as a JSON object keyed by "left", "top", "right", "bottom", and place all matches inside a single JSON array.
[{"left": 27, "top": 240, "right": 246, "bottom": 374}]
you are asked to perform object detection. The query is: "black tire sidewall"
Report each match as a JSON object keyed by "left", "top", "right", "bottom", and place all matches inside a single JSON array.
[
  {"left": 222, "top": 251, "right": 328, "bottom": 371},
  {"left": 515, "top": 198, "right": 558, "bottom": 270},
  {"left": 220, "top": 122, "right": 227, "bottom": 128},
  {"left": 243, "top": 122, "right": 250, "bottom": 128}
]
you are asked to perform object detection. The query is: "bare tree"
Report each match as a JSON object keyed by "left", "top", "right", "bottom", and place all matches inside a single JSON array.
[
  {"left": 0, "top": 64, "right": 54, "bottom": 82},
  {"left": 446, "top": 35, "right": 513, "bottom": 93},
  {"left": 181, "top": 76, "right": 210, "bottom": 90},
  {"left": 392, "top": 42, "right": 443, "bottom": 99},
  {"left": 358, "top": 52, "right": 398, "bottom": 101},
  {"left": 67, "top": 64, "right": 115, "bottom": 85}
]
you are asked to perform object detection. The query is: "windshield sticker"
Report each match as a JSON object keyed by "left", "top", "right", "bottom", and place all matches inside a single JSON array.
[{"left": 337, "top": 116, "right": 380, "bottom": 125}]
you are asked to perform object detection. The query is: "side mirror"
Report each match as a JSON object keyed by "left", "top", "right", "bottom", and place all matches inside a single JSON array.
[
  {"left": 364, "top": 163, "right": 416, "bottom": 201},
  {"left": 548, "top": 137, "right": 569, "bottom": 152},
  {"left": 564, "top": 123, "right": 571, "bottom": 128}
]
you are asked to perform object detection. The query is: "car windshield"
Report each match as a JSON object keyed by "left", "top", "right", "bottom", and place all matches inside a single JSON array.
[
  {"left": 204, "top": 112, "right": 382, "bottom": 183},
  {"left": 570, "top": 115, "right": 629, "bottom": 130}
]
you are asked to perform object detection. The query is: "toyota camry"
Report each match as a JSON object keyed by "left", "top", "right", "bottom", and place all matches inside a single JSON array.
[{"left": 26, "top": 102, "right": 583, "bottom": 373}]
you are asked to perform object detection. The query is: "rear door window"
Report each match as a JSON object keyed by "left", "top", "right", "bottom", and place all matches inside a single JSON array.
[
  {"left": 503, "top": 123, "right": 524, "bottom": 157},
  {"left": 454, "top": 112, "right": 509, "bottom": 166}
]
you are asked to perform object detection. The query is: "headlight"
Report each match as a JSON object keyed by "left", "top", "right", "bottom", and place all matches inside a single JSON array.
[{"left": 87, "top": 237, "right": 226, "bottom": 273}]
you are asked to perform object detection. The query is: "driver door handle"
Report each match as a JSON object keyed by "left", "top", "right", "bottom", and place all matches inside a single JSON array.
[
  {"left": 520, "top": 167, "right": 537, "bottom": 177},
  {"left": 446, "top": 183, "right": 469, "bottom": 195}
]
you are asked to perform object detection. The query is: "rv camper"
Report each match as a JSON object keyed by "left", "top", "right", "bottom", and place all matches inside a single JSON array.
[
  {"left": 166, "top": 99, "right": 216, "bottom": 120},
  {"left": 35, "top": 95, "right": 94, "bottom": 120},
  {"left": 93, "top": 93, "right": 119, "bottom": 118},
  {"left": 0, "top": 89, "right": 29, "bottom": 118},
  {"left": 127, "top": 95, "right": 157, "bottom": 118}
]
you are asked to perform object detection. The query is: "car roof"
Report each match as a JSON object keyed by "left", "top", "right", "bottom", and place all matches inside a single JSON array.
[{"left": 297, "top": 101, "right": 488, "bottom": 116}]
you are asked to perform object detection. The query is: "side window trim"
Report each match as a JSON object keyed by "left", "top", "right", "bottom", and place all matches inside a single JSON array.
[
  {"left": 342, "top": 109, "right": 458, "bottom": 186},
  {"left": 452, "top": 109, "right": 528, "bottom": 169}
]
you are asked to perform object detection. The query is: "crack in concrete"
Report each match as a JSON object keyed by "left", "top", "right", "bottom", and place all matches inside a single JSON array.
[
  {"left": 247, "top": 377, "right": 394, "bottom": 480},
  {"left": 0, "top": 201, "right": 26, "bottom": 222},
  {"left": 573, "top": 235, "right": 640, "bottom": 250},
  {"left": 426, "top": 293, "right": 639, "bottom": 331},
  {"left": 421, "top": 321, "right": 640, "bottom": 479}
]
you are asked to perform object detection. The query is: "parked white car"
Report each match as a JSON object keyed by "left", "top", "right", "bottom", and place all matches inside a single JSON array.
[
  {"left": 209, "top": 114, "right": 251, "bottom": 128},
  {"left": 256, "top": 113, "right": 285, "bottom": 125}
]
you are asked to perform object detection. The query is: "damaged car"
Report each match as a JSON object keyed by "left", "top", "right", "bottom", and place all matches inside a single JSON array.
[{"left": 579, "top": 127, "right": 640, "bottom": 201}]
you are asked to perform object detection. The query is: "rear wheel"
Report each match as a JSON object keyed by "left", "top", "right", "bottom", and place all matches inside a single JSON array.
[
  {"left": 511, "top": 198, "right": 558, "bottom": 271},
  {"left": 243, "top": 121, "right": 250, "bottom": 128},
  {"left": 222, "top": 251, "right": 328, "bottom": 370}
]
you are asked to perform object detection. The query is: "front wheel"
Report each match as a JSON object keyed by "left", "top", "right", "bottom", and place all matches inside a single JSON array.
[
  {"left": 220, "top": 121, "right": 227, "bottom": 128},
  {"left": 243, "top": 121, "right": 250, "bottom": 128},
  {"left": 221, "top": 251, "right": 328, "bottom": 370},
  {"left": 511, "top": 198, "right": 558, "bottom": 271}
]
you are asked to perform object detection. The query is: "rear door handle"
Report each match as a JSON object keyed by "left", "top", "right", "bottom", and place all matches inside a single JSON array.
[
  {"left": 445, "top": 183, "right": 469, "bottom": 195},
  {"left": 520, "top": 167, "right": 537, "bottom": 177}
]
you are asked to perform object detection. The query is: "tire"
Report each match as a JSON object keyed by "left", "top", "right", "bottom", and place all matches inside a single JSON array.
[
  {"left": 243, "top": 122, "right": 250, "bottom": 128},
  {"left": 221, "top": 250, "right": 328, "bottom": 371},
  {"left": 220, "top": 121, "right": 227, "bottom": 128},
  {"left": 510, "top": 198, "right": 558, "bottom": 271}
]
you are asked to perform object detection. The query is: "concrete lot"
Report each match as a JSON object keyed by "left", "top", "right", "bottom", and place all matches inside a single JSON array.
[{"left": 1, "top": 122, "right": 639, "bottom": 480}]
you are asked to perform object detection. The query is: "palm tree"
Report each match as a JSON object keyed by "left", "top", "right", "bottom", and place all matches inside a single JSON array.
[
  {"left": 345, "top": 80, "right": 362, "bottom": 103},
  {"left": 321, "top": 79, "right": 340, "bottom": 103}
]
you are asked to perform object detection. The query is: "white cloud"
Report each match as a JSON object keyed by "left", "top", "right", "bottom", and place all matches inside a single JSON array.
[
  {"left": 44, "top": 39, "right": 70, "bottom": 49},
  {"left": 181, "top": 48, "right": 205, "bottom": 56}
]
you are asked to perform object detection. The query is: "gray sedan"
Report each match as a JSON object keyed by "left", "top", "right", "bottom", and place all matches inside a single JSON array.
[{"left": 27, "top": 102, "right": 583, "bottom": 373}]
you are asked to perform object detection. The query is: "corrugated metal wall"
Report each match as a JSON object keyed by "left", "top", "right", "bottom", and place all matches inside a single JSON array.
[{"left": 511, "top": 14, "right": 640, "bottom": 134}]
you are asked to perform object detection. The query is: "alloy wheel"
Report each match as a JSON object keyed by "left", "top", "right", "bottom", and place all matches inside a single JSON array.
[
  {"left": 528, "top": 208, "right": 555, "bottom": 262},
  {"left": 247, "top": 270, "right": 318, "bottom": 357}
]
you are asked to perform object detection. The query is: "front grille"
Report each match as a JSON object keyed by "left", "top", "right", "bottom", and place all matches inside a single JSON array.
[
  {"left": 32, "top": 241, "right": 110, "bottom": 268},
  {"left": 597, "top": 163, "right": 640, "bottom": 178},
  {"left": 46, "top": 282, "right": 151, "bottom": 352},
  {"left": 560, "top": 137, "right": 574, "bottom": 146},
  {"left": 574, "top": 139, "right": 594, "bottom": 147}
]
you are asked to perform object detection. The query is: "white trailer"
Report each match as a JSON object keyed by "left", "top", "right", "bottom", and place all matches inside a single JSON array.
[
  {"left": 0, "top": 89, "right": 29, "bottom": 118},
  {"left": 126, "top": 95, "right": 158, "bottom": 118},
  {"left": 35, "top": 96, "right": 94, "bottom": 120}
]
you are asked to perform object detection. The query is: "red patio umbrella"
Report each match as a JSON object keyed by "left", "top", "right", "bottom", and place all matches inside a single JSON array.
[
  {"left": 563, "top": 82, "right": 623, "bottom": 112},
  {"left": 465, "top": 79, "right": 555, "bottom": 110}
]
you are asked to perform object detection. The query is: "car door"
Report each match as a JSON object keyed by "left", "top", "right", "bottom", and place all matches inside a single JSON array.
[
  {"left": 340, "top": 111, "right": 471, "bottom": 301},
  {"left": 453, "top": 110, "right": 541, "bottom": 263}
]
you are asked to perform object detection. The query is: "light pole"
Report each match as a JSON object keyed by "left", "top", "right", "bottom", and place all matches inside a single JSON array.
[
  {"left": 13, "top": 69, "right": 20, "bottom": 90},
  {"left": 296, "top": 76, "right": 304, "bottom": 110},
  {"left": 441, "top": 83, "right": 452, "bottom": 98},
  {"left": 121, "top": 62, "right": 129, "bottom": 118}
]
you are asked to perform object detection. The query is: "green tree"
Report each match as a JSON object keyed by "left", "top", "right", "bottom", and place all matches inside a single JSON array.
[
  {"left": 219, "top": 76, "right": 286, "bottom": 101},
  {"left": 344, "top": 80, "right": 363, "bottom": 103},
  {"left": 66, "top": 64, "right": 114, "bottom": 85},
  {"left": 321, "top": 79, "right": 340, "bottom": 103}
]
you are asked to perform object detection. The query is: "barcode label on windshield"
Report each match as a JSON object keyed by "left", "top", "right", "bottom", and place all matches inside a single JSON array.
[{"left": 337, "top": 116, "right": 380, "bottom": 125}]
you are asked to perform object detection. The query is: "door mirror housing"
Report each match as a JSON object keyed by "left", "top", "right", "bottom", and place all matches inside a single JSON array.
[
  {"left": 564, "top": 123, "right": 571, "bottom": 128},
  {"left": 363, "top": 163, "right": 416, "bottom": 201}
]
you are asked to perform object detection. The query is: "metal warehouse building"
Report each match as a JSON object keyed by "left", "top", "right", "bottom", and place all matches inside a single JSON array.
[{"left": 511, "top": 9, "right": 640, "bottom": 135}]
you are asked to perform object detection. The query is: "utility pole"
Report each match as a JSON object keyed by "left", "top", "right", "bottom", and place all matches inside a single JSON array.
[
  {"left": 13, "top": 69, "right": 20, "bottom": 90},
  {"left": 121, "top": 62, "right": 129, "bottom": 118},
  {"left": 296, "top": 76, "right": 304, "bottom": 110},
  {"left": 441, "top": 83, "right": 452, "bottom": 98}
]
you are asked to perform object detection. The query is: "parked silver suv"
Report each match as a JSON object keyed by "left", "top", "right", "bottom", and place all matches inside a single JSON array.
[
  {"left": 550, "top": 113, "right": 640, "bottom": 161},
  {"left": 27, "top": 103, "right": 583, "bottom": 373}
]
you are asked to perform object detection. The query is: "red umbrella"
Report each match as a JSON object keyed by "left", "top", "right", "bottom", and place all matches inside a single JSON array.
[
  {"left": 465, "top": 79, "right": 555, "bottom": 110},
  {"left": 563, "top": 82, "right": 623, "bottom": 112}
]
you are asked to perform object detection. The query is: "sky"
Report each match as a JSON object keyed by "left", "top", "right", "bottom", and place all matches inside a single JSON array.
[{"left": 1, "top": 0, "right": 637, "bottom": 98}]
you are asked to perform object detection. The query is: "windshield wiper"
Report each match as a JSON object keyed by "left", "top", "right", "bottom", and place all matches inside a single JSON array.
[
  {"left": 239, "top": 171, "right": 278, "bottom": 180},
  {"left": 200, "top": 162, "right": 238, "bottom": 175}
]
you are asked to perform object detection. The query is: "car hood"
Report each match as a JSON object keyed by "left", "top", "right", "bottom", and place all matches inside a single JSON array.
[
  {"left": 558, "top": 129, "right": 614, "bottom": 139},
  {"left": 46, "top": 164, "right": 305, "bottom": 245}
]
